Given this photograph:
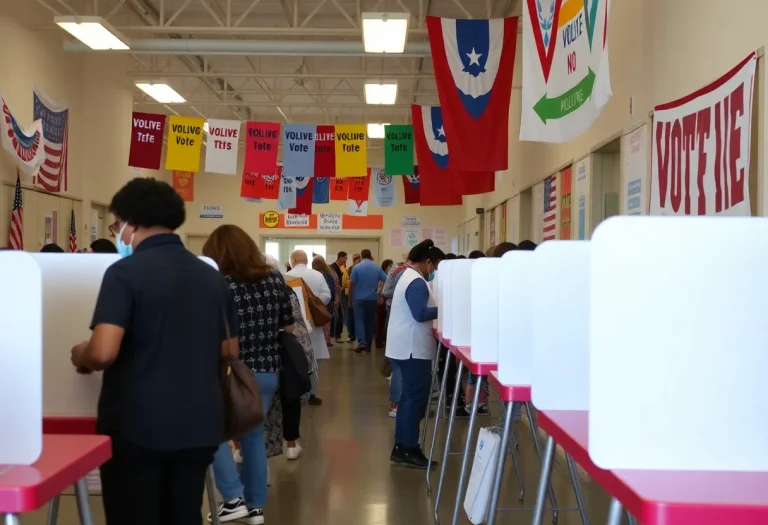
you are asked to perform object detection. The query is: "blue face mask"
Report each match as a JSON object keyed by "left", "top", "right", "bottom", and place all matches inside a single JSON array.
[
  {"left": 427, "top": 272, "right": 435, "bottom": 282},
  {"left": 116, "top": 223, "right": 134, "bottom": 258}
]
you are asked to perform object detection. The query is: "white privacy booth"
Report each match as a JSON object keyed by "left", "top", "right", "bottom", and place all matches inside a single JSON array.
[
  {"left": 470, "top": 258, "right": 500, "bottom": 363},
  {"left": 497, "top": 252, "right": 535, "bottom": 386},
  {"left": 531, "top": 241, "right": 590, "bottom": 411},
  {"left": 590, "top": 217, "right": 768, "bottom": 471},
  {"left": 448, "top": 260, "right": 474, "bottom": 351},
  {"left": 0, "top": 252, "right": 43, "bottom": 465},
  {"left": 37, "top": 254, "right": 218, "bottom": 419},
  {"left": 438, "top": 260, "right": 456, "bottom": 344}
]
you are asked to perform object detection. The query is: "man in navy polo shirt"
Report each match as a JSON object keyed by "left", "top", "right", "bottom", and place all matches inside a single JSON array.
[{"left": 349, "top": 249, "right": 387, "bottom": 353}]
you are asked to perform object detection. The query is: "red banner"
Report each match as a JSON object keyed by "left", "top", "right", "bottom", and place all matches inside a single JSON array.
[
  {"left": 172, "top": 170, "right": 194, "bottom": 201},
  {"left": 314, "top": 125, "right": 336, "bottom": 177},
  {"left": 244, "top": 121, "right": 280, "bottom": 174},
  {"left": 289, "top": 177, "right": 313, "bottom": 215},
  {"left": 241, "top": 166, "right": 281, "bottom": 199},
  {"left": 347, "top": 172, "right": 371, "bottom": 202},
  {"left": 402, "top": 168, "right": 420, "bottom": 204},
  {"left": 129, "top": 112, "right": 165, "bottom": 169},
  {"left": 330, "top": 177, "right": 348, "bottom": 201}
]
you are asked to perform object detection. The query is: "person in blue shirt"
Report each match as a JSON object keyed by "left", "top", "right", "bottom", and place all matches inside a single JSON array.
[{"left": 349, "top": 249, "right": 388, "bottom": 353}]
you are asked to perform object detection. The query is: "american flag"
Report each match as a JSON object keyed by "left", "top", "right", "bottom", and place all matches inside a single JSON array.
[
  {"left": 69, "top": 209, "right": 77, "bottom": 253},
  {"left": 8, "top": 174, "right": 23, "bottom": 250},
  {"left": 542, "top": 174, "right": 558, "bottom": 242},
  {"left": 33, "top": 88, "right": 68, "bottom": 193}
]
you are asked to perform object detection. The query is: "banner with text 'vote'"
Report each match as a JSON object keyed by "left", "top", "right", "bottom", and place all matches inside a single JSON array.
[
  {"left": 384, "top": 125, "right": 414, "bottom": 176},
  {"left": 278, "top": 176, "right": 297, "bottom": 209},
  {"left": 244, "top": 121, "right": 280, "bottom": 174},
  {"left": 334, "top": 125, "right": 367, "bottom": 177},
  {"left": 330, "top": 177, "right": 347, "bottom": 201},
  {"left": 650, "top": 53, "right": 756, "bottom": 217},
  {"left": 283, "top": 124, "right": 316, "bottom": 177},
  {"left": 129, "top": 112, "right": 165, "bottom": 170},
  {"left": 205, "top": 119, "right": 240, "bottom": 175},
  {"left": 165, "top": 116, "right": 205, "bottom": 172},
  {"left": 314, "top": 125, "right": 335, "bottom": 178},
  {"left": 520, "top": 0, "right": 612, "bottom": 143}
]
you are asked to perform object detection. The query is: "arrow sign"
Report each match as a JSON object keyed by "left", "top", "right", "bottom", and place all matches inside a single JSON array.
[
  {"left": 582, "top": 0, "right": 600, "bottom": 49},
  {"left": 533, "top": 68, "right": 596, "bottom": 123}
]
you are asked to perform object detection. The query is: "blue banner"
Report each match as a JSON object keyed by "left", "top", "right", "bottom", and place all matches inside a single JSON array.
[
  {"left": 313, "top": 177, "right": 330, "bottom": 203},
  {"left": 278, "top": 176, "right": 296, "bottom": 209},
  {"left": 282, "top": 124, "right": 316, "bottom": 177}
]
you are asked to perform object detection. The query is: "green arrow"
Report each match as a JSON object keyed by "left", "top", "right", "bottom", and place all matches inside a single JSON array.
[{"left": 533, "top": 68, "right": 596, "bottom": 123}]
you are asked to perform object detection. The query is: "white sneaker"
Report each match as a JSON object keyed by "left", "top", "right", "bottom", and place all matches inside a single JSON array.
[{"left": 285, "top": 443, "right": 303, "bottom": 460}]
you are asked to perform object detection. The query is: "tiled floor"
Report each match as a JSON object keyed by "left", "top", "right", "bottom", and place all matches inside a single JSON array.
[{"left": 21, "top": 342, "right": 619, "bottom": 524}]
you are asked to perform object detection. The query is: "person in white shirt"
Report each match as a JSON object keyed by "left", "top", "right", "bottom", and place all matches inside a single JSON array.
[
  {"left": 287, "top": 250, "right": 331, "bottom": 406},
  {"left": 385, "top": 240, "right": 445, "bottom": 469}
]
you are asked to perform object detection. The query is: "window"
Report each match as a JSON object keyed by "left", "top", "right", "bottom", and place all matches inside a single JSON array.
[
  {"left": 294, "top": 244, "right": 327, "bottom": 260},
  {"left": 265, "top": 241, "right": 280, "bottom": 261}
]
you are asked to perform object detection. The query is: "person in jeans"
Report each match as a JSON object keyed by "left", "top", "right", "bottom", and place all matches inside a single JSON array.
[
  {"left": 203, "top": 225, "right": 295, "bottom": 525},
  {"left": 386, "top": 239, "right": 445, "bottom": 468},
  {"left": 69, "top": 178, "right": 231, "bottom": 525},
  {"left": 349, "top": 249, "right": 387, "bottom": 353},
  {"left": 381, "top": 260, "right": 408, "bottom": 417}
]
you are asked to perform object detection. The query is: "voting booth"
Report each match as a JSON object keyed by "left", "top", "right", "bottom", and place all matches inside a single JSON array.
[
  {"left": 590, "top": 217, "right": 768, "bottom": 471},
  {"left": 436, "top": 260, "right": 454, "bottom": 342},
  {"left": 0, "top": 252, "right": 43, "bottom": 465},
  {"left": 470, "top": 259, "right": 500, "bottom": 364},
  {"left": 448, "top": 260, "right": 474, "bottom": 351},
  {"left": 497, "top": 252, "right": 535, "bottom": 386}
]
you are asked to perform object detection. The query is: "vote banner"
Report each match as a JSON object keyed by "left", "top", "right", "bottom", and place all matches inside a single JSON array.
[
  {"left": 205, "top": 119, "right": 240, "bottom": 174},
  {"left": 314, "top": 125, "right": 336, "bottom": 177},
  {"left": 289, "top": 177, "right": 313, "bottom": 215},
  {"left": 244, "top": 121, "right": 280, "bottom": 174},
  {"left": 283, "top": 124, "right": 316, "bottom": 177},
  {"left": 172, "top": 170, "right": 194, "bottom": 202},
  {"left": 520, "top": 0, "right": 612, "bottom": 143},
  {"left": 278, "top": 176, "right": 297, "bottom": 209},
  {"left": 334, "top": 124, "right": 367, "bottom": 177},
  {"left": 313, "top": 177, "right": 330, "bottom": 204},
  {"left": 241, "top": 167, "right": 281, "bottom": 199},
  {"left": 650, "top": 53, "right": 756, "bottom": 217},
  {"left": 129, "top": 112, "right": 165, "bottom": 169},
  {"left": 372, "top": 168, "right": 397, "bottom": 207},
  {"left": 347, "top": 172, "right": 371, "bottom": 215},
  {"left": 165, "top": 115, "right": 205, "bottom": 172},
  {"left": 384, "top": 124, "right": 414, "bottom": 175},
  {"left": 330, "top": 177, "right": 348, "bottom": 201}
]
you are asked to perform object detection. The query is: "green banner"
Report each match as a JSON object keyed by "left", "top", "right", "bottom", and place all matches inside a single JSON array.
[
  {"left": 533, "top": 68, "right": 596, "bottom": 123},
  {"left": 384, "top": 124, "right": 414, "bottom": 176}
]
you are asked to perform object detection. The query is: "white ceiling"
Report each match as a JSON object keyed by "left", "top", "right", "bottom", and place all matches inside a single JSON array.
[{"left": 18, "top": 0, "right": 521, "bottom": 128}]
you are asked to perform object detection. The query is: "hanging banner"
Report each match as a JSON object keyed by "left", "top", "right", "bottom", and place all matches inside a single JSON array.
[
  {"left": 330, "top": 177, "right": 348, "bottom": 201},
  {"left": 573, "top": 156, "right": 591, "bottom": 240},
  {"left": 520, "top": 0, "right": 613, "bottom": 143},
  {"left": 560, "top": 167, "right": 572, "bottom": 239},
  {"left": 313, "top": 177, "right": 330, "bottom": 204},
  {"left": 173, "top": 170, "right": 194, "bottom": 202},
  {"left": 650, "top": 53, "right": 755, "bottom": 216},
  {"left": 165, "top": 116, "right": 205, "bottom": 172},
  {"left": 384, "top": 124, "right": 414, "bottom": 176},
  {"left": 314, "top": 125, "right": 335, "bottom": 177},
  {"left": 289, "top": 177, "right": 313, "bottom": 215},
  {"left": 241, "top": 168, "right": 280, "bottom": 200},
  {"left": 283, "top": 124, "right": 316, "bottom": 177},
  {"left": 334, "top": 124, "right": 367, "bottom": 177},
  {"left": 622, "top": 124, "right": 648, "bottom": 215},
  {"left": 128, "top": 112, "right": 165, "bottom": 170},
  {"left": 278, "top": 176, "right": 297, "bottom": 209},
  {"left": 347, "top": 174, "right": 371, "bottom": 215},
  {"left": 0, "top": 94, "right": 45, "bottom": 174},
  {"left": 244, "top": 121, "right": 280, "bottom": 174},
  {"left": 372, "top": 168, "right": 397, "bottom": 207},
  {"left": 205, "top": 119, "right": 240, "bottom": 175},
  {"left": 403, "top": 171, "right": 421, "bottom": 204},
  {"left": 319, "top": 212, "right": 342, "bottom": 233},
  {"left": 33, "top": 87, "right": 69, "bottom": 192}
]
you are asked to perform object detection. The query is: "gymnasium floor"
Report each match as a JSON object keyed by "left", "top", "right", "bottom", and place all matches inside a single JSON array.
[{"left": 27, "top": 342, "right": 614, "bottom": 525}]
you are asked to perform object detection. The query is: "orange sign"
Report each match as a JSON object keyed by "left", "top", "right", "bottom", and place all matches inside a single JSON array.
[
  {"left": 173, "top": 170, "right": 194, "bottom": 202},
  {"left": 257, "top": 213, "right": 384, "bottom": 230}
]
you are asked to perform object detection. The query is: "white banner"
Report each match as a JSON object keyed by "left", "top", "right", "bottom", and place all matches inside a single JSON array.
[
  {"left": 278, "top": 177, "right": 296, "bottom": 209},
  {"left": 347, "top": 199, "right": 368, "bottom": 216},
  {"left": 286, "top": 214, "right": 310, "bottom": 227},
  {"left": 372, "top": 168, "right": 397, "bottom": 206},
  {"left": 205, "top": 119, "right": 240, "bottom": 175},
  {"left": 573, "top": 156, "right": 591, "bottom": 240},
  {"left": 520, "top": 0, "right": 612, "bottom": 143},
  {"left": 318, "top": 212, "right": 342, "bottom": 232},
  {"left": 622, "top": 124, "right": 648, "bottom": 215},
  {"left": 0, "top": 94, "right": 45, "bottom": 174},
  {"left": 650, "top": 53, "right": 756, "bottom": 216}
]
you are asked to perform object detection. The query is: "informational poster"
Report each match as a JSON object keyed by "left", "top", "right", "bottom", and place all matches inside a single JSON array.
[
  {"left": 89, "top": 209, "right": 98, "bottom": 244},
  {"left": 489, "top": 207, "right": 496, "bottom": 245},
  {"left": 319, "top": 213, "right": 342, "bottom": 233},
  {"left": 500, "top": 202, "right": 508, "bottom": 242},
  {"left": 560, "top": 167, "right": 573, "bottom": 239},
  {"left": 650, "top": 53, "right": 755, "bottom": 216},
  {"left": 422, "top": 227, "right": 435, "bottom": 241},
  {"left": 622, "top": 124, "right": 648, "bottom": 215},
  {"left": 200, "top": 205, "right": 224, "bottom": 219},
  {"left": 334, "top": 125, "right": 367, "bottom": 177},
  {"left": 286, "top": 214, "right": 310, "bottom": 227},
  {"left": 402, "top": 216, "right": 421, "bottom": 227},
  {"left": 44, "top": 214, "right": 53, "bottom": 244},
  {"left": 434, "top": 228, "right": 448, "bottom": 247},
  {"left": 205, "top": 119, "right": 240, "bottom": 175},
  {"left": 389, "top": 228, "right": 404, "bottom": 248},
  {"left": 405, "top": 228, "right": 420, "bottom": 248},
  {"left": 165, "top": 116, "right": 205, "bottom": 172},
  {"left": 573, "top": 156, "right": 591, "bottom": 240}
]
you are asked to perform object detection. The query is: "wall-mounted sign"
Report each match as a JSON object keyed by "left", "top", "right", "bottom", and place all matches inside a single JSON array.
[
  {"left": 200, "top": 205, "right": 223, "bottom": 219},
  {"left": 262, "top": 211, "right": 279, "bottom": 228}
]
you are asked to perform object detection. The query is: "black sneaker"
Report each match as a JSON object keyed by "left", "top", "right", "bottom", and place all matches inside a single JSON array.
[
  {"left": 399, "top": 447, "right": 437, "bottom": 470},
  {"left": 244, "top": 508, "right": 264, "bottom": 525},
  {"left": 390, "top": 444, "right": 404, "bottom": 464},
  {"left": 208, "top": 497, "right": 248, "bottom": 523},
  {"left": 308, "top": 395, "right": 323, "bottom": 406},
  {"left": 446, "top": 405, "right": 469, "bottom": 418},
  {"left": 478, "top": 403, "right": 490, "bottom": 415}
]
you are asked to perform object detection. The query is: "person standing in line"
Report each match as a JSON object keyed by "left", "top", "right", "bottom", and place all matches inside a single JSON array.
[
  {"left": 69, "top": 178, "right": 232, "bottom": 525},
  {"left": 381, "top": 258, "right": 409, "bottom": 417},
  {"left": 345, "top": 253, "right": 362, "bottom": 343},
  {"left": 312, "top": 255, "right": 339, "bottom": 347},
  {"left": 89, "top": 238, "right": 118, "bottom": 253},
  {"left": 288, "top": 250, "right": 331, "bottom": 406},
  {"left": 329, "top": 251, "right": 347, "bottom": 342},
  {"left": 349, "top": 249, "right": 387, "bottom": 353},
  {"left": 375, "top": 259, "right": 394, "bottom": 349},
  {"left": 386, "top": 240, "right": 445, "bottom": 468},
  {"left": 203, "top": 225, "right": 295, "bottom": 525}
]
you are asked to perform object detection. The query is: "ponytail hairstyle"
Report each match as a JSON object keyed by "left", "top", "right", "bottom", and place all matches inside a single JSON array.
[{"left": 408, "top": 239, "right": 446, "bottom": 265}]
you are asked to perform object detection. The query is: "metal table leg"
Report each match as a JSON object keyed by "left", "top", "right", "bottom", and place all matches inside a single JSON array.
[
  {"left": 46, "top": 495, "right": 60, "bottom": 525},
  {"left": 433, "top": 361, "right": 464, "bottom": 525},
  {"left": 450, "top": 373, "right": 483, "bottom": 525},
  {"left": 566, "top": 454, "right": 590, "bottom": 525},
  {"left": 206, "top": 466, "right": 221, "bottom": 525},
  {"left": 525, "top": 403, "right": 559, "bottom": 523},
  {"left": 531, "top": 436, "right": 556, "bottom": 525},
  {"left": 626, "top": 512, "right": 638, "bottom": 525},
  {"left": 486, "top": 400, "right": 514, "bottom": 525},
  {"left": 74, "top": 479, "right": 94, "bottom": 525},
  {"left": 509, "top": 419, "right": 525, "bottom": 502},
  {"left": 605, "top": 499, "right": 623, "bottom": 525},
  {"left": 3, "top": 514, "right": 21, "bottom": 525},
  {"left": 421, "top": 341, "right": 442, "bottom": 450},
  {"left": 427, "top": 343, "right": 449, "bottom": 494}
]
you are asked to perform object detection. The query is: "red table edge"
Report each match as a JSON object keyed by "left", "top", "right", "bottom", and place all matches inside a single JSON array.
[
  {"left": 43, "top": 417, "right": 97, "bottom": 435},
  {"left": 487, "top": 371, "right": 531, "bottom": 402},
  {"left": 448, "top": 344, "right": 497, "bottom": 375}
]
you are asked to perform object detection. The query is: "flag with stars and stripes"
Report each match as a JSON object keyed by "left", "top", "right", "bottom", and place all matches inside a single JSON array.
[
  {"left": 8, "top": 173, "right": 23, "bottom": 250},
  {"left": 33, "top": 87, "right": 69, "bottom": 193},
  {"left": 69, "top": 209, "right": 77, "bottom": 252},
  {"left": 542, "top": 174, "right": 558, "bottom": 241}
]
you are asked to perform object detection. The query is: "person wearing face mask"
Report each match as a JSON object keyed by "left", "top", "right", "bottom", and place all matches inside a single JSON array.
[
  {"left": 385, "top": 239, "right": 445, "bottom": 469},
  {"left": 69, "top": 178, "right": 234, "bottom": 525}
]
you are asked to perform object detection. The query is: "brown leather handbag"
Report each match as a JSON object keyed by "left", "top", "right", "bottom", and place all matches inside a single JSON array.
[
  {"left": 301, "top": 280, "right": 332, "bottom": 327},
  {"left": 221, "top": 309, "right": 264, "bottom": 439}
]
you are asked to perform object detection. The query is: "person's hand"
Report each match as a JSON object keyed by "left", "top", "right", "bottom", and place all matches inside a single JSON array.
[
  {"left": 377, "top": 295, "right": 384, "bottom": 305},
  {"left": 71, "top": 341, "right": 88, "bottom": 369}
]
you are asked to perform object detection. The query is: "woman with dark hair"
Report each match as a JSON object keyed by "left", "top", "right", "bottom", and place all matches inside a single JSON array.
[
  {"left": 312, "top": 255, "right": 338, "bottom": 347},
  {"left": 40, "top": 243, "right": 64, "bottom": 253},
  {"left": 517, "top": 240, "right": 538, "bottom": 251},
  {"left": 468, "top": 250, "right": 485, "bottom": 259},
  {"left": 89, "top": 238, "right": 117, "bottom": 253},
  {"left": 386, "top": 239, "right": 445, "bottom": 469},
  {"left": 493, "top": 242, "right": 518, "bottom": 257},
  {"left": 203, "top": 224, "right": 295, "bottom": 525}
]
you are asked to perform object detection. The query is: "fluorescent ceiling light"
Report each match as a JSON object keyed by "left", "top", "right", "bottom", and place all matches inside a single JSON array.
[
  {"left": 55, "top": 16, "right": 129, "bottom": 50},
  {"left": 135, "top": 83, "right": 186, "bottom": 104},
  {"left": 365, "top": 81, "right": 398, "bottom": 105},
  {"left": 362, "top": 13, "right": 409, "bottom": 53},
  {"left": 367, "top": 123, "right": 390, "bottom": 139}
]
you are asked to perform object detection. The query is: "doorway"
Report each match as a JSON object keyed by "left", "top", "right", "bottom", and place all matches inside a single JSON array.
[
  {"left": 262, "top": 236, "right": 381, "bottom": 266},
  {"left": 592, "top": 138, "right": 621, "bottom": 229}
]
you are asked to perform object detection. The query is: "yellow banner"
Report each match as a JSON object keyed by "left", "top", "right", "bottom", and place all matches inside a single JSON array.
[
  {"left": 334, "top": 125, "right": 367, "bottom": 177},
  {"left": 165, "top": 116, "right": 205, "bottom": 172}
]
